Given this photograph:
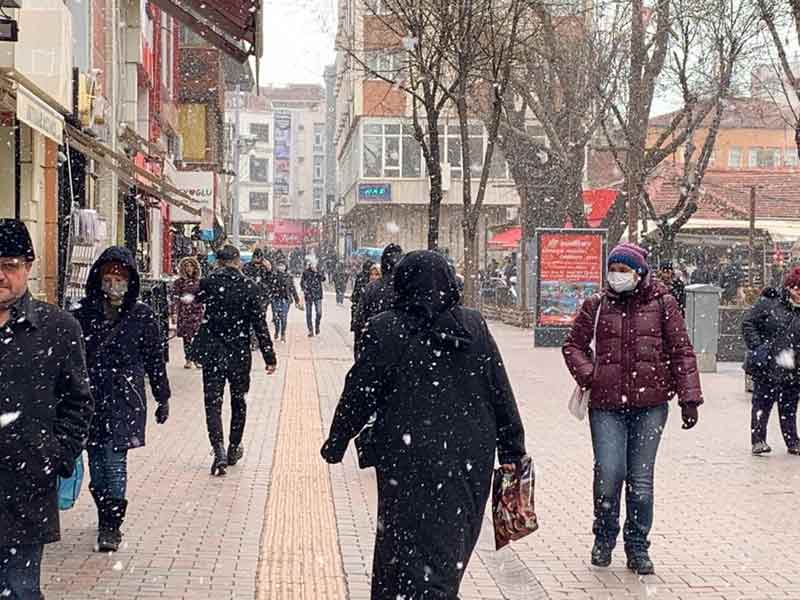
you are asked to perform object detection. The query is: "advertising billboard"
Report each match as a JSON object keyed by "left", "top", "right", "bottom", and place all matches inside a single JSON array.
[{"left": 273, "top": 111, "right": 291, "bottom": 197}]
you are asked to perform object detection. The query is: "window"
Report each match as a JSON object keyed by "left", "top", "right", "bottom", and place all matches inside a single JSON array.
[
  {"left": 249, "top": 192, "right": 269, "bottom": 211},
  {"left": 748, "top": 147, "right": 781, "bottom": 168},
  {"left": 445, "top": 123, "right": 484, "bottom": 178},
  {"left": 313, "top": 124, "right": 324, "bottom": 150},
  {"left": 785, "top": 149, "right": 799, "bottom": 168},
  {"left": 250, "top": 123, "right": 270, "bottom": 143},
  {"left": 402, "top": 125, "right": 422, "bottom": 177},
  {"left": 728, "top": 147, "right": 742, "bottom": 168},
  {"left": 313, "top": 187, "right": 324, "bottom": 212},
  {"left": 249, "top": 158, "right": 269, "bottom": 183},
  {"left": 365, "top": 50, "right": 404, "bottom": 79},
  {"left": 313, "top": 156, "right": 324, "bottom": 182}
]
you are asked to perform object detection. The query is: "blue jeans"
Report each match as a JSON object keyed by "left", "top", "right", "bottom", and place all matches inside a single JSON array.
[
  {"left": 88, "top": 443, "right": 129, "bottom": 500},
  {"left": 305, "top": 296, "right": 322, "bottom": 333},
  {"left": 589, "top": 404, "right": 668, "bottom": 555},
  {"left": 0, "top": 544, "right": 43, "bottom": 600},
  {"left": 271, "top": 298, "right": 289, "bottom": 339}
]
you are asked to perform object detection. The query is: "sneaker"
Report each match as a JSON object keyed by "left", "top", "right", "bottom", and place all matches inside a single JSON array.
[
  {"left": 627, "top": 554, "right": 655, "bottom": 575},
  {"left": 752, "top": 441, "right": 772, "bottom": 455},
  {"left": 591, "top": 543, "right": 613, "bottom": 568},
  {"left": 788, "top": 446, "right": 800, "bottom": 455}
]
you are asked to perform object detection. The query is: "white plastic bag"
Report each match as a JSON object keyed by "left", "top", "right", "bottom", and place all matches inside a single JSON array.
[{"left": 568, "top": 297, "right": 602, "bottom": 421}]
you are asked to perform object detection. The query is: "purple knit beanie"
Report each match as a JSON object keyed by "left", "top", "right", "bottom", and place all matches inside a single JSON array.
[{"left": 608, "top": 243, "right": 649, "bottom": 275}]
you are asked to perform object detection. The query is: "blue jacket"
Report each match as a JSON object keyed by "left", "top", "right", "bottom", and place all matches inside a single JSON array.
[{"left": 72, "top": 247, "right": 171, "bottom": 451}]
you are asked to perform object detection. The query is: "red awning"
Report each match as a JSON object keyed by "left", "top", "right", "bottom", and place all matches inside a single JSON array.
[
  {"left": 488, "top": 227, "right": 521, "bottom": 250},
  {"left": 151, "top": 0, "right": 261, "bottom": 63}
]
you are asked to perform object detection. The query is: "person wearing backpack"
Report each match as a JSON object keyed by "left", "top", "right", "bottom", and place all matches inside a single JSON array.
[{"left": 562, "top": 243, "right": 703, "bottom": 575}]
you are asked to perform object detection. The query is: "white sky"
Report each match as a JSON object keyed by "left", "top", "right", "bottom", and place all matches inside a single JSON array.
[{"left": 258, "top": 0, "right": 337, "bottom": 86}]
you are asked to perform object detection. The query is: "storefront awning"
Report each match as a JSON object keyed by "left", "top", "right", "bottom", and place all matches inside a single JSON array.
[
  {"left": 488, "top": 227, "right": 521, "bottom": 250},
  {"left": 150, "top": 0, "right": 262, "bottom": 64},
  {"left": 65, "top": 125, "right": 201, "bottom": 217}
]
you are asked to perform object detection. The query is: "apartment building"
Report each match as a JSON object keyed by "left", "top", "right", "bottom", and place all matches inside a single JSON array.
[{"left": 333, "top": 0, "right": 522, "bottom": 262}]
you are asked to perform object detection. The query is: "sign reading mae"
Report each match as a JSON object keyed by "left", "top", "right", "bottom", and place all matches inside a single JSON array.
[{"left": 358, "top": 183, "right": 391, "bottom": 202}]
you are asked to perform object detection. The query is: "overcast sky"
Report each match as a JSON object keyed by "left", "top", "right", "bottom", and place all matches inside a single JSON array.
[{"left": 259, "top": 0, "right": 337, "bottom": 86}]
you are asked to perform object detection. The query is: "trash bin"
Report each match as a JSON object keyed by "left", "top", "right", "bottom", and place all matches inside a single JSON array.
[{"left": 685, "top": 284, "right": 723, "bottom": 373}]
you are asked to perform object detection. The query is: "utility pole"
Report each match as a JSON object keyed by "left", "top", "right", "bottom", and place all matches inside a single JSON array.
[{"left": 232, "top": 84, "right": 242, "bottom": 248}]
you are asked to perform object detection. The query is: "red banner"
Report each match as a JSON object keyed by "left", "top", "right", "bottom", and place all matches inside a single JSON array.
[{"left": 537, "top": 231, "right": 605, "bottom": 327}]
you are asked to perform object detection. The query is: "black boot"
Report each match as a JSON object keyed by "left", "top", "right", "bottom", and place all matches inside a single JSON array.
[
  {"left": 97, "top": 498, "right": 127, "bottom": 553},
  {"left": 591, "top": 541, "right": 613, "bottom": 567},
  {"left": 227, "top": 444, "right": 244, "bottom": 466},
  {"left": 211, "top": 444, "right": 228, "bottom": 476},
  {"left": 626, "top": 552, "right": 655, "bottom": 575}
]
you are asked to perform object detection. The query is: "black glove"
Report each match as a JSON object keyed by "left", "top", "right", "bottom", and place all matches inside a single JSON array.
[
  {"left": 155, "top": 402, "right": 170, "bottom": 425},
  {"left": 320, "top": 439, "right": 346, "bottom": 464},
  {"left": 681, "top": 404, "right": 699, "bottom": 430}
]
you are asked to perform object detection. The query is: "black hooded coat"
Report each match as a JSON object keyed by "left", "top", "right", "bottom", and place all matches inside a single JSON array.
[
  {"left": 72, "top": 246, "right": 171, "bottom": 451},
  {"left": 742, "top": 286, "right": 800, "bottom": 384},
  {"left": 322, "top": 251, "right": 527, "bottom": 600},
  {"left": 353, "top": 244, "right": 402, "bottom": 340}
]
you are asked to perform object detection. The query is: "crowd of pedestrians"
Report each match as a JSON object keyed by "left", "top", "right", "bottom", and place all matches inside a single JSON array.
[{"left": 3, "top": 214, "right": 799, "bottom": 599}]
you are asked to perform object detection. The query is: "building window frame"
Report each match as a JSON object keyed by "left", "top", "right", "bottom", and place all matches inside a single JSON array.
[
  {"left": 249, "top": 191, "right": 270, "bottom": 211},
  {"left": 250, "top": 123, "right": 270, "bottom": 143},
  {"left": 249, "top": 157, "right": 270, "bottom": 183}
]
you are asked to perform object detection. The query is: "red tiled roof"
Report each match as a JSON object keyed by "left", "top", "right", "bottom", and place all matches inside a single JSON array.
[{"left": 649, "top": 96, "right": 793, "bottom": 130}]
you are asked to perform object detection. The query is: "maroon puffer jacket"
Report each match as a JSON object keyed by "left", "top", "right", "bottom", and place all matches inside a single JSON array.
[{"left": 563, "top": 279, "right": 703, "bottom": 410}]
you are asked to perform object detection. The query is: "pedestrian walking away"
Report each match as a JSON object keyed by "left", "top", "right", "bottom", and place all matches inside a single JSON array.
[
  {"left": 350, "top": 260, "right": 373, "bottom": 355},
  {"left": 243, "top": 249, "right": 276, "bottom": 347},
  {"left": 742, "top": 265, "right": 800, "bottom": 456},
  {"left": 333, "top": 262, "right": 348, "bottom": 305},
  {"left": 269, "top": 260, "right": 301, "bottom": 342},
  {"left": 301, "top": 261, "right": 326, "bottom": 337},
  {"left": 171, "top": 256, "right": 204, "bottom": 369},
  {"left": 192, "top": 245, "right": 277, "bottom": 476},
  {"left": 353, "top": 244, "right": 403, "bottom": 358},
  {"left": 0, "top": 219, "right": 94, "bottom": 599},
  {"left": 657, "top": 261, "right": 686, "bottom": 316},
  {"left": 322, "top": 250, "right": 527, "bottom": 600},
  {"left": 72, "top": 246, "right": 172, "bottom": 553},
  {"left": 563, "top": 243, "right": 703, "bottom": 575}
]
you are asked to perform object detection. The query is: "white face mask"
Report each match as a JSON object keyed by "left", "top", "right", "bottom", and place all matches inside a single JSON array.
[{"left": 608, "top": 271, "right": 638, "bottom": 293}]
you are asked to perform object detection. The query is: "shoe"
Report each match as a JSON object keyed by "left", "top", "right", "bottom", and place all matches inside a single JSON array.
[
  {"left": 591, "top": 543, "right": 613, "bottom": 568},
  {"left": 308, "top": 331, "right": 314, "bottom": 338},
  {"left": 184, "top": 361, "right": 193, "bottom": 369},
  {"left": 626, "top": 554, "right": 655, "bottom": 575},
  {"left": 227, "top": 444, "right": 244, "bottom": 466},
  {"left": 788, "top": 446, "right": 800, "bottom": 455},
  {"left": 281, "top": 336, "right": 286, "bottom": 343},
  {"left": 316, "top": 327, "right": 321, "bottom": 335},
  {"left": 752, "top": 441, "right": 772, "bottom": 455},
  {"left": 97, "top": 527, "right": 122, "bottom": 553},
  {"left": 97, "top": 498, "right": 127, "bottom": 553},
  {"left": 211, "top": 444, "right": 228, "bottom": 476}
]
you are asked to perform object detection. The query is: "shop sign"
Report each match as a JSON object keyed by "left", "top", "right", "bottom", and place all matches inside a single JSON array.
[
  {"left": 16, "top": 84, "right": 63, "bottom": 144},
  {"left": 358, "top": 183, "right": 391, "bottom": 202}
]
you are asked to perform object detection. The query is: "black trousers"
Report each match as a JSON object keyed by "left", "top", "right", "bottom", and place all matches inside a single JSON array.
[
  {"left": 202, "top": 354, "right": 252, "bottom": 449},
  {"left": 752, "top": 378, "right": 800, "bottom": 448}
]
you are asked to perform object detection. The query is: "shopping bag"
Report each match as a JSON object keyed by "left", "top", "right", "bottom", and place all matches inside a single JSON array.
[
  {"left": 58, "top": 453, "right": 85, "bottom": 511},
  {"left": 568, "top": 385, "right": 590, "bottom": 420},
  {"left": 492, "top": 455, "right": 538, "bottom": 550}
]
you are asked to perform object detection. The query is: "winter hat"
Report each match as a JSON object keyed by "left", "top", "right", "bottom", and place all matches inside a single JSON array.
[
  {"left": 608, "top": 243, "right": 650, "bottom": 275},
  {"left": 784, "top": 266, "right": 800, "bottom": 289},
  {"left": 0, "top": 219, "right": 35, "bottom": 260},
  {"left": 99, "top": 261, "right": 130, "bottom": 280},
  {"left": 252, "top": 248, "right": 264, "bottom": 260},
  {"left": 216, "top": 245, "right": 240, "bottom": 262}
]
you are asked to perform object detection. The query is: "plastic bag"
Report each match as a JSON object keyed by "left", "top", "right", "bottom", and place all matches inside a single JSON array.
[
  {"left": 58, "top": 453, "right": 85, "bottom": 511},
  {"left": 492, "top": 455, "right": 538, "bottom": 550},
  {"left": 568, "top": 385, "right": 590, "bottom": 421}
]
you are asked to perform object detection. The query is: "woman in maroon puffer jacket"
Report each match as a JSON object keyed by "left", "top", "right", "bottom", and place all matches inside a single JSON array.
[{"left": 563, "top": 243, "right": 703, "bottom": 576}]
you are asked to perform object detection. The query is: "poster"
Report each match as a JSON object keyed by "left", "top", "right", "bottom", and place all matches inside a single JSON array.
[
  {"left": 536, "top": 230, "right": 605, "bottom": 327},
  {"left": 273, "top": 111, "right": 291, "bottom": 197}
]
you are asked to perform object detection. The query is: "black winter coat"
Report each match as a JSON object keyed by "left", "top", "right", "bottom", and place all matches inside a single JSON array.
[
  {"left": 73, "top": 247, "right": 171, "bottom": 452},
  {"left": 350, "top": 269, "right": 371, "bottom": 332},
  {"left": 742, "top": 287, "right": 800, "bottom": 384},
  {"left": 301, "top": 268, "right": 326, "bottom": 300},
  {"left": 193, "top": 267, "right": 277, "bottom": 367},
  {"left": 268, "top": 270, "right": 300, "bottom": 304},
  {"left": 0, "top": 293, "right": 94, "bottom": 546},
  {"left": 322, "top": 250, "right": 526, "bottom": 600},
  {"left": 243, "top": 261, "right": 274, "bottom": 304}
]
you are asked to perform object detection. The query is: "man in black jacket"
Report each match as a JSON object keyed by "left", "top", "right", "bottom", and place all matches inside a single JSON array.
[
  {"left": 354, "top": 244, "right": 403, "bottom": 357},
  {"left": 269, "top": 261, "right": 301, "bottom": 342},
  {"left": 0, "top": 220, "right": 94, "bottom": 597},
  {"left": 193, "top": 245, "right": 277, "bottom": 476},
  {"left": 301, "top": 261, "right": 326, "bottom": 337}
]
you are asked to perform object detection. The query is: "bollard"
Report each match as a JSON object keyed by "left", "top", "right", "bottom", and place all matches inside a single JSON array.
[{"left": 685, "top": 284, "right": 723, "bottom": 373}]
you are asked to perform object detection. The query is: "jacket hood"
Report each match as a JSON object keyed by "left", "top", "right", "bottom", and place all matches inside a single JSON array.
[
  {"left": 86, "top": 246, "right": 140, "bottom": 310},
  {"left": 393, "top": 250, "right": 470, "bottom": 348},
  {"left": 381, "top": 244, "right": 403, "bottom": 276},
  {"left": 178, "top": 256, "right": 201, "bottom": 279},
  {"left": 762, "top": 286, "right": 782, "bottom": 299}
]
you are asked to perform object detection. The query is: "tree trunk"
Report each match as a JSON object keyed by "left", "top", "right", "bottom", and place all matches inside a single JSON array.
[
  {"left": 425, "top": 123, "right": 444, "bottom": 251},
  {"left": 462, "top": 221, "right": 480, "bottom": 308}
]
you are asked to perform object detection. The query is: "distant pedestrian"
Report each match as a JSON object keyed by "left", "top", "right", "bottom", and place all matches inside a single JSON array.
[
  {"left": 563, "top": 243, "right": 702, "bottom": 575},
  {"left": 73, "top": 246, "right": 171, "bottom": 553},
  {"left": 368, "top": 263, "right": 381, "bottom": 283},
  {"left": 353, "top": 244, "right": 403, "bottom": 358},
  {"left": 657, "top": 262, "right": 686, "bottom": 316},
  {"left": 333, "top": 262, "right": 348, "bottom": 305},
  {"left": 742, "top": 266, "right": 800, "bottom": 456},
  {"left": 269, "top": 260, "right": 301, "bottom": 343},
  {"left": 0, "top": 219, "right": 94, "bottom": 597},
  {"left": 321, "top": 250, "right": 527, "bottom": 600},
  {"left": 243, "top": 248, "right": 275, "bottom": 343},
  {"left": 350, "top": 260, "right": 373, "bottom": 356},
  {"left": 192, "top": 246, "right": 277, "bottom": 476},
  {"left": 301, "top": 261, "right": 326, "bottom": 337},
  {"left": 172, "top": 256, "right": 204, "bottom": 369}
]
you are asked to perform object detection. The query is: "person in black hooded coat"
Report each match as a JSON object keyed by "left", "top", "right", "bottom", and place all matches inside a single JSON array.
[
  {"left": 321, "top": 250, "right": 527, "bottom": 600},
  {"left": 72, "top": 246, "right": 171, "bottom": 553},
  {"left": 353, "top": 244, "right": 402, "bottom": 358}
]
